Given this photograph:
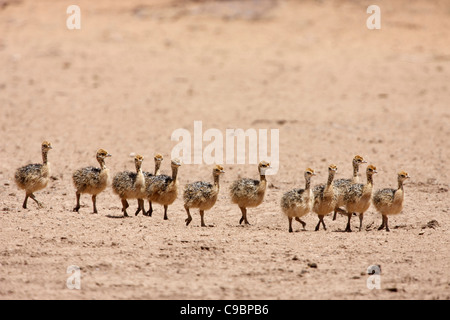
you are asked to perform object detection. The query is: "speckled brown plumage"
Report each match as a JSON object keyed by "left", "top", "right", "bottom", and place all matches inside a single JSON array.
[
  {"left": 332, "top": 155, "right": 367, "bottom": 220},
  {"left": 281, "top": 168, "right": 316, "bottom": 232},
  {"left": 184, "top": 165, "right": 225, "bottom": 227},
  {"left": 230, "top": 161, "right": 271, "bottom": 225},
  {"left": 140, "top": 153, "right": 164, "bottom": 216},
  {"left": 112, "top": 155, "right": 145, "bottom": 217},
  {"left": 72, "top": 149, "right": 111, "bottom": 214},
  {"left": 373, "top": 171, "right": 410, "bottom": 231},
  {"left": 14, "top": 141, "right": 53, "bottom": 209},
  {"left": 342, "top": 165, "right": 377, "bottom": 232},
  {"left": 312, "top": 164, "right": 338, "bottom": 231},
  {"left": 145, "top": 159, "right": 181, "bottom": 220}
]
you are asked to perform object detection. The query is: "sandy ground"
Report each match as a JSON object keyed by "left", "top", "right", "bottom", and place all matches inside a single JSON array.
[{"left": 0, "top": 0, "right": 449, "bottom": 300}]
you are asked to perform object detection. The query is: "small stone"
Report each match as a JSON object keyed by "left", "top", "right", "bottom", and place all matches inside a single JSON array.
[{"left": 308, "top": 262, "right": 317, "bottom": 269}]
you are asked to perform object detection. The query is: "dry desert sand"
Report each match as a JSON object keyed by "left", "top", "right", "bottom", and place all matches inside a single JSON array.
[{"left": 0, "top": 0, "right": 449, "bottom": 300}]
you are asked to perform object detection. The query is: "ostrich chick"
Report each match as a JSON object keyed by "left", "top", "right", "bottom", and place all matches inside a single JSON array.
[
  {"left": 72, "top": 149, "right": 112, "bottom": 214},
  {"left": 373, "top": 171, "right": 410, "bottom": 232},
  {"left": 184, "top": 165, "right": 225, "bottom": 227},
  {"left": 141, "top": 153, "right": 164, "bottom": 216},
  {"left": 333, "top": 155, "right": 367, "bottom": 220},
  {"left": 343, "top": 165, "right": 377, "bottom": 232},
  {"left": 112, "top": 155, "right": 146, "bottom": 217},
  {"left": 145, "top": 159, "right": 182, "bottom": 220},
  {"left": 230, "top": 161, "right": 271, "bottom": 225},
  {"left": 14, "top": 141, "right": 53, "bottom": 209},
  {"left": 312, "top": 164, "right": 338, "bottom": 231},
  {"left": 281, "top": 168, "right": 316, "bottom": 233}
]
